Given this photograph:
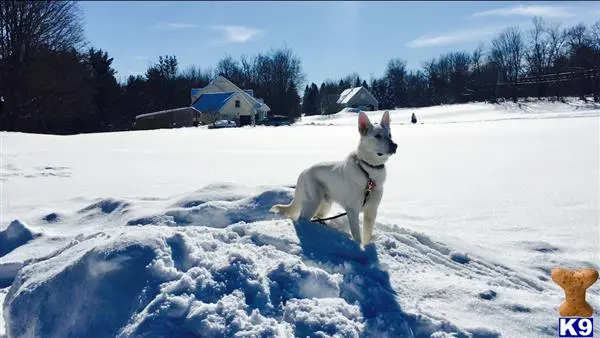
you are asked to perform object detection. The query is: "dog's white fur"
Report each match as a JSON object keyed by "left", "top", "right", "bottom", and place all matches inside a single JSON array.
[{"left": 270, "top": 111, "right": 397, "bottom": 245}]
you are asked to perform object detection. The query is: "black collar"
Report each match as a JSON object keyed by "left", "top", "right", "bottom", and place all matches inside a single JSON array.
[{"left": 358, "top": 158, "right": 385, "bottom": 170}]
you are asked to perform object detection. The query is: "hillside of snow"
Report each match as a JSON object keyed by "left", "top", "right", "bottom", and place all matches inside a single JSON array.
[
  {"left": 1, "top": 100, "right": 599, "bottom": 337},
  {"left": 299, "top": 98, "right": 600, "bottom": 126}
]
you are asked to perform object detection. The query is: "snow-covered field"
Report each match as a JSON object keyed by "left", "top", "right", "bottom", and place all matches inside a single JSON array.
[{"left": 1, "top": 100, "right": 599, "bottom": 337}]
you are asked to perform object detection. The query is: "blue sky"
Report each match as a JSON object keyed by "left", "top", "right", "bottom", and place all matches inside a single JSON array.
[{"left": 80, "top": 1, "right": 600, "bottom": 86}]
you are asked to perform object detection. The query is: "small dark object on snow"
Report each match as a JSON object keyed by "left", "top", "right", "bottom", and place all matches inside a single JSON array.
[
  {"left": 411, "top": 112, "right": 417, "bottom": 124},
  {"left": 479, "top": 290, "right": 497, "bottom": 300}
]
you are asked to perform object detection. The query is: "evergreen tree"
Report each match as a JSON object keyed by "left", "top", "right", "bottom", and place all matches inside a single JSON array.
[
  {"left": 302, "top": 85, "right": 310, "bottom": 116},
  {"left": 361, "top": 80, "right": 369, "bottom": 90},
  {"left": 84, "top": 48, "right": 120, "bottom": 131}
]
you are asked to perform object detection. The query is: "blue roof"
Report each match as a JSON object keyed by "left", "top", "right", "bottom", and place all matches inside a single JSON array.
[{"left": 192, "top": 92, "right": 234, "bottom": 113}]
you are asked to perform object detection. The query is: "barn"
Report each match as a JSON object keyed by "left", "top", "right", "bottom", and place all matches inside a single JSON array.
[
  {"left": 337, "top": 86, "right": 379, "bottom": 111},
  {"left": 132, "top": 76, "right": 269, "bottom": 130},
  {"left": 134, "top": 107, "right": 201, "bottom": 130}
]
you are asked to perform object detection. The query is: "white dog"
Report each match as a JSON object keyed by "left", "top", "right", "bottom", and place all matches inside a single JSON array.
[{"left": 270, "top": 111, "right": 397, "bottom": 245}]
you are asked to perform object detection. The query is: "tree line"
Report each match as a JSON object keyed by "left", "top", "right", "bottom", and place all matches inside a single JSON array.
[
  {"left": 1, "top": 1, "right": 599, "bottom": 134},
  {"left": 302, "top": 18, "right": 600, "bottom": 116},
  {"left": 0, "top": 1, "right": 304, "bottom": 134}
]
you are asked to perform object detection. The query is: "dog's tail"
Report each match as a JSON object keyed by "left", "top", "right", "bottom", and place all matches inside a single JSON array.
[
  {"left": 270, "top": 201, "right": 300, "bottom": 221},
  {"left": 270, "top": 203, "right": 291, "bottom": 216},
  {"left": 271, "top": 174, "right": 303, "bottom": 220}
]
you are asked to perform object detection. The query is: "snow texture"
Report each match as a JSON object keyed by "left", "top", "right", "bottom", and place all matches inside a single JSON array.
[
  {"left": 1, "top": 99, "right": 599, "bottom": 337},
  {"left": 0, "top": 220, "right": 36, "bottom": 258}
]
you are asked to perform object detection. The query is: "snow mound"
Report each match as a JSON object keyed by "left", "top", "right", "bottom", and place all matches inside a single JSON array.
[
  {"left": 78, "top": 198, "right": 131, "bottom": 216},
  {"left": 127, "top": 187, "right": 293, "bottom": 228},
  {"left": 2, "top": 184, "right": 497, "bottom": 338},
  {"left": 0, "top": 221, "right": 37, "bottom": 258},
  {"left": 3, "top": 225, "right": 414, "bottom": 338}
]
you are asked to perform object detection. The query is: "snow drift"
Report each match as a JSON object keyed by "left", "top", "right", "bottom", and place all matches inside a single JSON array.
[
  {"left": 2, "top": 187, "right": 497, "bottom": 338},
  {"left": 0, "top": 220, "right": 37, "bottom": 258},
  {"left": 1, "top": 101, "right": 599, "bottom": 337}
]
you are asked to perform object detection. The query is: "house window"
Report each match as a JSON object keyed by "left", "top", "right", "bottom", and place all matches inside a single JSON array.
[{"left": 235, "top": 100, "right": 240, "bottom": 108}]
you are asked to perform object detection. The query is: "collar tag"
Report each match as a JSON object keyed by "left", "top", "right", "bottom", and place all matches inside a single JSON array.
[{"left": 367, "top": 179, "right": 376, "bottom": 191}]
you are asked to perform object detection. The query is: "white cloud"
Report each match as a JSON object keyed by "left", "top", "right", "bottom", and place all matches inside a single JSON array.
[
  {"left": 210, "top": 25, "right": 264, "bottom": 44},
  {"left": 153, "top": 22, "right": 198, "bottom": 30},
  {"left": 407, "top": 28, "right": 500, "bottom": 48},
  {"left": 407, "top": 4, "right": 599, "bottom": 49},
  {"left": 470, "top": 5, "right": 575, "bottom": 19}
]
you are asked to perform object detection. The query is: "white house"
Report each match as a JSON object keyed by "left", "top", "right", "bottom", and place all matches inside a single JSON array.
[
  {"left": 337, "top": 86, "right": 379, "bottom": 111},
  {"left": 190, "top": 76, "right": 270, "bottom": 126}
]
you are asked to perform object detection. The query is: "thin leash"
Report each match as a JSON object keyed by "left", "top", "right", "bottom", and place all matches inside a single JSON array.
[{"left": 311, "top": 156, "right": 382, "bottom": 224}]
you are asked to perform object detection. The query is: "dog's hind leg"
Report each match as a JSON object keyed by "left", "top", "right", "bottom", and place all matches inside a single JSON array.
[
  {"left": 270, "top": 172, "right": 307, "bottom": 221},
  {"left": 313, "top": 199, "right": 332, "bottom": 219},
  {"left": 297, "top": 177, "right": 325, "bottom": 221},
  {"left": 298, "top": 198, "right": 321, "bottom": 221}
]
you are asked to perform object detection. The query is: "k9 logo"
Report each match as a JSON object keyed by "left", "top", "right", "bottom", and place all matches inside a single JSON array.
[{"left": 559, "top": 318, "right": 594, "bottom": 337}]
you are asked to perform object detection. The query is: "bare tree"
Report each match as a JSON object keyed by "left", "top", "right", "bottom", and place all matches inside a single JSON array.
[
  {"left": 471, "top": 43, "right": 485, "bottom": 74},
  {"left": 0, "top": 1, "right": 84, "bottom": 61},
  {"left": 546, "top": 22, "right": 568, "bottom": 71},
  {"left": 526, "top": 17, "right": 550, "bottom": 75},
  {"left": 215, "top": 55, "right": 244, "bottom": 85},
  {"left": 525, "top": 17, "right": 553, "bottom": 98},
  {"left": 491, "top": 26, "right": 525, "bottom": 84},
  {"left": 590, "top": 20, "right": 600, "bottom": 50},
  {"left": 181, "top": 65, "right": 212, "bottom": 88},
  {"left": 239, "top": 54, "right": 255, "bottom": 89},
  {"left": 449, "top": 51, "right": 471, "bottom": 102},
  {"left": 491, "top": 26, "right": 525, "bottom": 102},
  {"left": 0, "top": 0, "right": 85, "bottom": 129},
  {"left": 566, "top": 23, "right": 591, "bottom": 51}
]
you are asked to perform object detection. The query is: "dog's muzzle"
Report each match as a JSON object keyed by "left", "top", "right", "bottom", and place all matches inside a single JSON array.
[{"left": 389, "top": 142, "right": 398, "bottom": 154}]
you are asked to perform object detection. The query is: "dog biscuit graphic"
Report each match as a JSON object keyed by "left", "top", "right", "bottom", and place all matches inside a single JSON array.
[{"left": 551, "top": 267, "right": 598, "bottom": 317}]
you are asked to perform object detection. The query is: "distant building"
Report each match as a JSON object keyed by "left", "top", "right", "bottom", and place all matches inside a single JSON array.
[
  {"left": 336, "top": 86, "right": 379, "bottom": 111},
  {"left": 134, "top": 107, "right": 201, "bottom": 130},
  {"left": 190, "top": 76, "right": 270, "bottom": 126},
  {"left": 133, "top": 76, "right": 269, "bottom": 130}
]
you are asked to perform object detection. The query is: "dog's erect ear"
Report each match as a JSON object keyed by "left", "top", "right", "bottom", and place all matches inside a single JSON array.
[
  {"left": 380, "top": 111, "right": 390, "bottom": 128},
  {"left": 358, "top": 111, "right": 372, "bottom": 135}
]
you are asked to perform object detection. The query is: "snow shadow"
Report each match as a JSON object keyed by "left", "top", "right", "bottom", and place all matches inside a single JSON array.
[
  {"left": 293, "top": 219, "right": 499, "bottom": 338},
  {"left": 0, "top": 220, "right": 38, "bottom": 258},
  {"left": 293, "top": 219, "right": 413, "bottom": 337}
]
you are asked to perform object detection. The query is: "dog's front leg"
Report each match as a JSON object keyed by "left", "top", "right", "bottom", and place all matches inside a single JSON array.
[
  {"left": 362, "top": 190, "right": 382, "bottom": 245},
  {"left": 346, "top": 208, "right": 362, "bottom": 244},
  {"left": 362, "top": 206, "right": 377, "bottom": 245}
]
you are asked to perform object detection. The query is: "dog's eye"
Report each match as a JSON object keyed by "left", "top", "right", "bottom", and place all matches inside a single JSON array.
[{"left": 375, "top": 134, "right": 382, "bottom": 139}]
